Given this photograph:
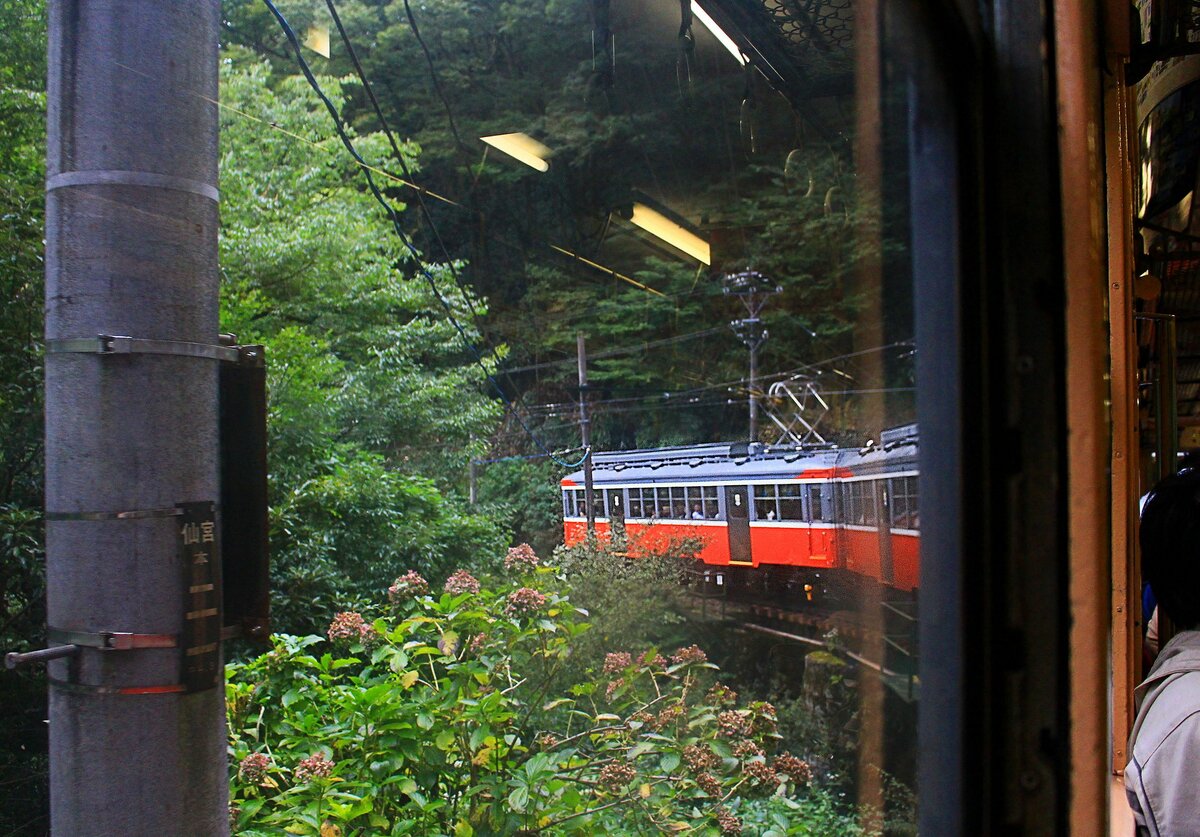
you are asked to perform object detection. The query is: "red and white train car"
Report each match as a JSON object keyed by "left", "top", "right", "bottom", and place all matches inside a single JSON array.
[{"left": 561, "top": 425, "right": 919, "bottom": 594}]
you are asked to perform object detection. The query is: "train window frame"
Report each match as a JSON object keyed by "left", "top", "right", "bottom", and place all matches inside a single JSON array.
[
  {"left": 753, "top": 483, "right": 778, "bottom": 520},
  {"left": 777, "top": 483, "right": 803, "bottom": 520}
]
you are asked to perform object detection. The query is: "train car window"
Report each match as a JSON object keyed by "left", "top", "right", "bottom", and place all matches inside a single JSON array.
[
  {"left": 640, "top": 488, "right": 656, "bottom": 518},
  {"left": 669, "top": 486, "right": 687, "bottom": 518},
  {"left": 891, "top": 476, "right": 919, "bottom": 529},
  {"left": 703, "top": 487, "right": 719, "bottom": 519},
  {"left": 808, "top": 485, "right": 826, "bottom": 522},
  {"left": 753, "top": 484, "right": 778, "bottom": 520},
  {"left": 778, "top": 483, "right": 804, "bottom": 520},
  {"left": 628, "top": 492, "right": 643, "bottom": 520},
  {"left": 863, "top": 481, "right": 878, "bottom": 527}
]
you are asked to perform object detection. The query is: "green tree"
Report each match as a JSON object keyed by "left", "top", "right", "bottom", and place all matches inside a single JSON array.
[
  {"left": 0, "top": 1, "right": 49, "bottom": 832},
  {"left": 218, "top": 52, "right": 508, "bottom": 634}
]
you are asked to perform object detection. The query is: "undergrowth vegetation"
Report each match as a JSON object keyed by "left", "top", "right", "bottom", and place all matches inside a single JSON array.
[{"left": 227, "top": 545, "right": 862, "bottom": 836}]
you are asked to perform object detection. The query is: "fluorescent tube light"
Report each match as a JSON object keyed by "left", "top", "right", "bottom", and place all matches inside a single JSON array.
[
  {"left": 480, "top": 133, "right": 552, "bottom": 172},
  {"left": 305, "top": 25, "right": 330, "bottom": 58},
  {"left": 629, "top": 203, "right": 711, "bottom": 265},
  {"left": 692, "top": 2, "right": 747, "bottom": 66}
]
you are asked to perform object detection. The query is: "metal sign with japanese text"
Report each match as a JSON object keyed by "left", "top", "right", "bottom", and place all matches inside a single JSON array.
[{"left": 178, "top": 501, "right": 220, "bottom": 692}]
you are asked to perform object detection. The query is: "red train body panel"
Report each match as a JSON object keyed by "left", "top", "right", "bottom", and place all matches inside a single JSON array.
[{"left": 561, "top": 427, "right": 920, "bottom": 593}]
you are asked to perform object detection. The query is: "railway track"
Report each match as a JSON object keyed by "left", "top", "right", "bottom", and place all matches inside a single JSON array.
[{"left": 682, "top": 582, "right": 921, "bottom": 700}]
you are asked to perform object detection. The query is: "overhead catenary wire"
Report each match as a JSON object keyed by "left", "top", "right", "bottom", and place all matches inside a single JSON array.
[{"left": 261, "top": 0, "right": 589, "bottom": 469}]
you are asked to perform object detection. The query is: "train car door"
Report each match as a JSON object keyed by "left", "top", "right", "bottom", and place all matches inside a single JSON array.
[
  {"left": 724, "top": 485, "right": 753, "bottom": 566},
  {"left": 875, "top": 480, "right": 895, "bottom": 585},
  {"left": 607, "top": 489, "right": 624, "bottom": 521}
]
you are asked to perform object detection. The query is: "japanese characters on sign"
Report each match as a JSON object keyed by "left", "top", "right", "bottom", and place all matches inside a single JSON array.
[{"left": 178, "top": 501, "right": 220, "bottom": 692}]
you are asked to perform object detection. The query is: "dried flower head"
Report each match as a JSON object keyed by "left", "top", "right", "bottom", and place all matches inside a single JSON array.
[
  {"left": 707, "top": 683, "right": 739, "bottom": 706},
  {"left": 744, "top": 758, "right": 778, "bottom": 786},
  {"left": 536, "top": 732, "right": 561, "bottom": 750},
  {"left": 655, "top": 703, "right": 684, "bottom": 730},
  {"left": 749, "top": 700, "right": 778, "bottom": 734},
  {"left": 732, "top": 740, "right": 764, "bottom": 760},
  {"left": 388, "top": 570, "right": 429, "bottom": 603},
  {"left": 598, "top": 760, "right": 637, "bottom": 792},
  {"left": 641, "top": 650, "right": 667, "bottom": 668},
  {"left": 605, "top": 678, "right": 625, "bottom": 700},
  {"left": 469, "top": 632, "right": 488, "bottom": 654},
  {"left": 503, "top": 543, "right": 539, "bottom": 573},
  {"left": 714, "top": 806, "right": 743, "bottom": 835},
  {"left": 293, "top": 752, "right": 334, "bottom": 782},
  {"left": 326, "top": 611, "right": 374, "bottom": 645},
  {"left": 683, "top": 743, "right": 719, "bottom": 773},
  {"left": 239, "top": 752, "right": 272, "bottom": 784},
  {"left": 670, "top": 644, "right": 708, "bottom": 666},
  {"left": 603, "top": 651, "right": 634, "bottom": 674},
  {"left": 717, "top": 710, "right": 754, "bottom": 739},
  {"left": 696, "top": 772, "right": 722, "bottom": 796},
  {"left": 629, "top": 710, "right": 655, "bottom": 728},
  {"left": 443, "top": 569, "right": 481, "bottom": 595},
  {"left": 505, "top": 586, "right": 548, "bottom": 615},
  {"left": 772, "top": 753, "right": 812, "bottom": 785},
  {"left": 229, "top": 803, "right": 241, "bottom": 831}
]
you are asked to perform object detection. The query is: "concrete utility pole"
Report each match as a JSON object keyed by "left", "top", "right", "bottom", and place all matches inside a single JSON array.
[
  {"left": 577, "top": 333, "right": 596, "bottom": 540},
  {"left": 44, "top": 2, "right": 226, "bottom": 834}
]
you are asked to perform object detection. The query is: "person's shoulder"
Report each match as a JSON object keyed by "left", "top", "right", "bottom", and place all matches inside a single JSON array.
[{"left": 1133, "top": 671, "right": 1200, "bottom": 762}]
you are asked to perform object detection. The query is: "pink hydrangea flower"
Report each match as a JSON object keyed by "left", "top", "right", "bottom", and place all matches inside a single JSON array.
[
  {"left": 443, "top": 569, "right": 481, "bottom": 595},
  {"left": 603, "top": 652, "right": 634, "bottom": 674},
  {"left": 326, "top": 611, "right": 374, "bottom": 644},
  {"left": 505, "top": 586, "right": 547, "bottom": 615},
  {"left": 503, "top": 543, "right": 539, "bottom": 573},
  {"left": 239, "top": 752, "right": 272, "bottom": 783},
  {"left": 670, "top": 644, "right": 708, "bottom": 666},
  {"left": 388, "top": 570, "right": 430, "bottom": 603},
  {"left": 294, "top": 752, "right": 334, "bottom": 782}
]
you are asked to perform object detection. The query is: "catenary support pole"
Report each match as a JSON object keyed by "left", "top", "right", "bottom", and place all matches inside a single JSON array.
[
  {"left": 578, "top": 333, "right": 596, "bottom": 540},
  {"left": 44, "top": 2, "right": 226, "bottom": 834}
]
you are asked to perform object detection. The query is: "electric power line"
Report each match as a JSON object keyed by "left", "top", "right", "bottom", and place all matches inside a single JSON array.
[{"left": 262, "top": 0, "right": 590, "bottom": 468}]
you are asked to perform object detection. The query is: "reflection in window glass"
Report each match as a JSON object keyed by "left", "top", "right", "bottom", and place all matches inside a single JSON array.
[{"left": 363, "top": 0, "right": 948, "bottom": 829}]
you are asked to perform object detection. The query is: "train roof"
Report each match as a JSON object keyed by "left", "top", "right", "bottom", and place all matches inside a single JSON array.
[{"left": 561, "top": 425, "right": 918, "bottom": 487}]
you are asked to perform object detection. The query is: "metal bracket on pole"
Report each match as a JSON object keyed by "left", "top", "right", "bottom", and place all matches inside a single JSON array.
[
  {"left": 47, "top": 628, "right": 178, "bottom": 650},
  {"left": 48, "top": 678, "right": 187, "bottom": 696},
  {"left": 46, "top": 507, "right": 184, "bottom": 521},
  {"left": 46, "top": 334, "right": 242, "bottom": 363},
  {"left": 6, "top": 629, "right": 178, "bottom": 670}
]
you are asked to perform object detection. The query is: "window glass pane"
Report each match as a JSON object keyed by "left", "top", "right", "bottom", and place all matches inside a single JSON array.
[
  {"left": 863, "top": 482, "right": 877, "bottom": 526},
  {"left": 754, "top": 484, "right": 777, "bottom": 520},
  {"left": 809, "top": 486, "right": 826, "bottom": 522},
  {"left": 778, "top": 495, "right": 804, "bottom": 520},
  {"left": 393, "top": 0, "right": 943, "bottom": 826}
]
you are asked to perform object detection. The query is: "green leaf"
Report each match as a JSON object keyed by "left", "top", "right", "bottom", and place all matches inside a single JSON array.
[
  {"left": 707, "top": 739, "right": 732, "bottom": 759},
  {"left": 507, "top": 786, "right": 529, "bottom": 813}
]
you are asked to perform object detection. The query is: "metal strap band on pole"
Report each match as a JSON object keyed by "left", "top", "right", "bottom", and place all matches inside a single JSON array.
[
  {"left": 46, "top": 335, "right": 241, "bottom": 362},
  {"left": 47, "top": 628, "right": 178, "bottom": 650},
  {"left": 46, "top": 169, "right": 219, "bottom": 202},
  {"left": 46, "top": 507, "right": 184, "bottom": 521},
  {"left": 49, "top": 677, "right": 187, "bottom": 696}
]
